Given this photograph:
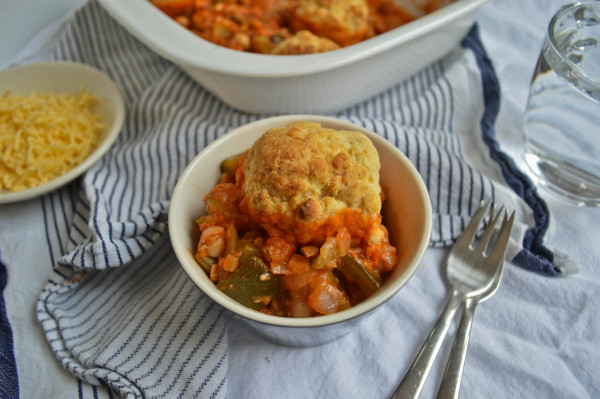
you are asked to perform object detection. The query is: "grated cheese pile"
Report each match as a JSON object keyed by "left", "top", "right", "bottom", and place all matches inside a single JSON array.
[{"left": 0, "top": 89, "right": 105, "bottom": 192}]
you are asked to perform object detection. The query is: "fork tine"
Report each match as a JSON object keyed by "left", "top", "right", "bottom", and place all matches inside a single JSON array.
[
  {"left": 455, "top": 200, "right": 491, "bottom": 248},
  {"left": 487, "top": 210, "right": 516, "bottom": 264},
  {"left": 474, "top": 205, "right": 504, "bottom": 254}
]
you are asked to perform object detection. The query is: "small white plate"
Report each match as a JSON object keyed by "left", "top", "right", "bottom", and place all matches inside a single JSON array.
[{"left": 0, "top": 61, "right": 126, "bottom": 204}]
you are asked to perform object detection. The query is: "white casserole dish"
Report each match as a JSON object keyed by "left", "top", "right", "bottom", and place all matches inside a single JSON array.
[{"left": 97, "top": 0, "right": 487, "bottom": 114}]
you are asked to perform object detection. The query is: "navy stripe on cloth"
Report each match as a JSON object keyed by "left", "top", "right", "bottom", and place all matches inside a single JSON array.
[
  {"left": 0, "top": 249, "right": 19, "bottom": 399},
  {"left": 461, "top": 25, "right": 561, "bottom": 276}
]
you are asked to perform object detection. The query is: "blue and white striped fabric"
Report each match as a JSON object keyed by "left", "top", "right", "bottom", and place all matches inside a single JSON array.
[
  {"left": 0, "top": 251, "right": 19, "bottom": 399},
  {"left": 34, "top": 0, "right": 576, "bottom": 398}
]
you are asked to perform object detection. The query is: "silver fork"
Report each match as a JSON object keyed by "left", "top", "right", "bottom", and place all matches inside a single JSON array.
[
  {"left": 391, "top": 201, "right": 515, "bottom": 399},
  {"left": 436, "top": 249, "right": 507, "bottom": 399}
]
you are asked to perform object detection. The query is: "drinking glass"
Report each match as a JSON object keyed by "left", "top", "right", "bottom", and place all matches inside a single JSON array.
[{"left": 523, "top": 1, "right": 600, "bottom": 207}]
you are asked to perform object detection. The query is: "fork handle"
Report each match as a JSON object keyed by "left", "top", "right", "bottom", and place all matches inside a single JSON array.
[
  {"left": 391, "top": 289, "right": 465, "bottom": 399},
  {"left": 436, "top": 297, "right": 479, "bottom": 399}
]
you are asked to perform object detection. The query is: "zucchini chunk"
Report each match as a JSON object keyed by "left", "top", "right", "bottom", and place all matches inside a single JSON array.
[
  {"left": 337, "top": 254, "right": 382, "bottom": 298},
  {"left": 217, "top": 245, "right": 281, "bottom": 310}
]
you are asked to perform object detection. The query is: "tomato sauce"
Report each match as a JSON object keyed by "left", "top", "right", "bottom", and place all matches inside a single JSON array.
[{"left": 150, "top": 0, "right": 456, "bottom": 54}]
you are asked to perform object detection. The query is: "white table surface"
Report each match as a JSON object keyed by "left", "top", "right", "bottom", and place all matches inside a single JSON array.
[{"left": 1, "top": 0, "right": 599, "bottom": 398}]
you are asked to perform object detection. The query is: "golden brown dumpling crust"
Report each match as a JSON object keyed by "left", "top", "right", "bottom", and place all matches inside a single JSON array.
[
  {"left": 239, "top": 121, "right": 382, "bottom": 243},
  {"left": 270, "top": 30, "right": 340, "bottom": 55},
  {"left": 290, "top": 0, "right": 370, "bottom": 47}
]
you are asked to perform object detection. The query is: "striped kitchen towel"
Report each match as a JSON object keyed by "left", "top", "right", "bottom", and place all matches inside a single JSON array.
[{"left": 35, "top": 0, "right": 577, "bottom": 398}]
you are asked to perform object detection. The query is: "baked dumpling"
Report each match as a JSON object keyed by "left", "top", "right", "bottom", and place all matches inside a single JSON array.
[
  {"left": 290, "top": 0, "right": 370, "bottom": 46},
  {"left": 239, "top": 121, "right": 382, "bottom": 244}
]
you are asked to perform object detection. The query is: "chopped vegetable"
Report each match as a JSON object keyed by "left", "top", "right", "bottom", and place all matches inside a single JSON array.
[
  {"left": 237, "top": 239, "right": 262, "bottom": 264},
  {"left": 337, "top": 254, "right": 382, "bottom": 298},
  {"left": 312, "top": 237, "right": 337, "bottom": 269},
  {"left": 307, "top": 272, "right": 351, "bottom": 314},
  {"left": 196, "top": 255, "right": 217, "bottom": 274},
  {"left": 226, "top": 224, "right": 238, "bottom": 254},
  {"left": 216, "top": 246, "right": 281, "bottom": 310},
  {"left": 220, "top": 153, "right": 244, "bottom": 174}
]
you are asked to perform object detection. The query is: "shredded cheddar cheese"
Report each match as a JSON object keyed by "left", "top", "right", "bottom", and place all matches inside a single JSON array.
[{"left": 0, "top": 89, "right": 105, "bottom": 192}]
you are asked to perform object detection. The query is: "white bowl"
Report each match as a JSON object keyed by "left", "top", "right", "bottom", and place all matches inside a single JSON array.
[
  {"left": 168, "top": 115, "right": 432, "bottom": 346},
  {"left": 0, "top": 61, "right": 126, "bottom": 204},
  {"left": 97, "top": 0, "right": 487, "bottom": 114}
]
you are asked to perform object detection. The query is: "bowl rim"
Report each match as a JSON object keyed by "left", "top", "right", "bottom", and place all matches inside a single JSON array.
[
  {"left": 168, "top": 114, "right": 432, "bottom": 328},
  {"left": 97, "top": 0, "right": 488, "bottom": 78},
  {"left": 0, "top": 61, "right": 126, "bottom": 204}
]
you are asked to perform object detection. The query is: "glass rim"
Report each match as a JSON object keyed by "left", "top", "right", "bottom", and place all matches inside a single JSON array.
[{"left": 547, "top": 1, "right": 600, "bottom": 87}]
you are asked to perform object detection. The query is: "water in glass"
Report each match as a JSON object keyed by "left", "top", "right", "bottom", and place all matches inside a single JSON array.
[{"left": 523, "top": 2, "right": 600, "bottom": 206}]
